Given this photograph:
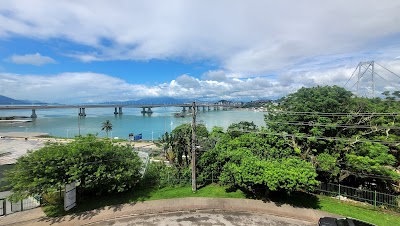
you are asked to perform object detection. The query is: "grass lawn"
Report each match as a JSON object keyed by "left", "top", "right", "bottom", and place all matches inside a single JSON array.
[
  {"left": 43, "top": 184, "right": 400, "bottom": 226},
  {"left": 317, "top": 195, "right": 399, "bottom": 226},
  {"left": 43, "top": 184, "right": 245, "bottom": 217}
]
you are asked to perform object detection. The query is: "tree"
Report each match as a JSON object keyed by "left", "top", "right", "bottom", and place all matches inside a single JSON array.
[
  {"left": 227, "top": 121, "right": 258, "bottom": 138},
  {"left": 101, "top": 120, "right": 113, "bottom": 138},
  {"left": 160, "top": 123, "right": 209, "bottom": 167},
  {"left": 264, "top": 86, "right": 400, "bottom": 191},
  {"left": 220, "top": 153, "right": 319, "bottom": 192},
  {"left": 198, "top": 128, "right": 318, "bottom": 193},
  {"left": 5, "top": 135, "right": 142, "bottom": 201}
]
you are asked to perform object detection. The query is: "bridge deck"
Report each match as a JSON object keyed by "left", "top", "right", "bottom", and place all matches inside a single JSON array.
[{"left": 0, "top": 104, "right": 239, "bottom": 110}]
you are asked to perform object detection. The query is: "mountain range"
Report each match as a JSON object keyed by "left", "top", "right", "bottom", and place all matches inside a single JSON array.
[
  {"left": 0, "top": 95, "right": 244, "bottom": 105},
  {"left": 0, "top": 95, "right": 47, "bottom": 105},
  {"left": 0, "top": 95, "right": 200, "bottom": 105},
  {"left": 96, "top": 97, "right": 214, "bottom": 105}
]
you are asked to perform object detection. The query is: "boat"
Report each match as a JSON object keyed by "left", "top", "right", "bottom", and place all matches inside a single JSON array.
[{"left": 174, "top": 113, "right": 185, "bottom": 118}]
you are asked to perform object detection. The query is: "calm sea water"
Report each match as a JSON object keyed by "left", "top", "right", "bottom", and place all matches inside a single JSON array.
[{"left": 0, "top": 107, "right": 265, "bottom": 140}]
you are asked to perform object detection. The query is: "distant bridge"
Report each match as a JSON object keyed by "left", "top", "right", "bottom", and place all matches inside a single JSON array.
[
  {"left": 0, "top": 103, "right": 242, "bottom": 118},
  {"left": 344, "top": 61, "right": 400, "bottom": 97}
]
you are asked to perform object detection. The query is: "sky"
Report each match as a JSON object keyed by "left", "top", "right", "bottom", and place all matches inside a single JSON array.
[{"left": 1, "top": 0, "right": 400, "bottom": 103}]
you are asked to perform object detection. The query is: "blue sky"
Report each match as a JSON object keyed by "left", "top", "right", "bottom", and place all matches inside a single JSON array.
[{"left": 1, "top": 0, "right": 400, "bottom": 103}]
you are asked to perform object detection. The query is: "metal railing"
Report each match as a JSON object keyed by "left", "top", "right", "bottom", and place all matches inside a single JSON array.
[
  {"left": 144, "top": 170, "right": 400, "bottom": 210},
  {"left": 0, "top": 199, "right": 4, "bottom": 216},
  {"left": 0, "top": 194, "right": 40, "bottom": 216},
  {"left": 313, "top": 182, "right": 399, "bottom": 208}
]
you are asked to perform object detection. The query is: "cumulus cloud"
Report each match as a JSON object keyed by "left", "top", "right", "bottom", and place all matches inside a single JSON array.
[
  {"left": 0, "top": 1, "right": 400, "bottom": 75},
  {"left": 175, "top": 74, "right": 200, "bottom": 88},
  {"left": 201, "top": 70, "right": 227, "bottom": 81},
  {"left": 1, "top": 60, "right": 399, "bottom": 103},
  {"left": 8, "top": 53, "right": 56, "bottom": 66}
]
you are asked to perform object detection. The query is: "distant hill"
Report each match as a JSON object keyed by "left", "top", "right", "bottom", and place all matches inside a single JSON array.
[
  {"left": 100, "top": 97, "right": 198, "bottom": 105},
  {"left": 0, "top": 95, "right": 46, "bottom": 105},
  {"left": 0, "top": 95, "right": 28, "bottom": 105},
  {"left": 134, "top": 97, "right": 191, "bottom": 104}
]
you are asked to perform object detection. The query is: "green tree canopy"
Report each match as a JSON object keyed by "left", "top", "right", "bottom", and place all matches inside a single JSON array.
[
  {"left": 264, "top": 85, "right": 400, "bottom": 190},
  {"left": 5, "top": 135, "right": 142, "bottom": 201},
  {"left": 160, "top": 123, "right": 209, "bottom": 167},
  {"left": 198, "top": 128, "right": 318, "bottom": 193}
]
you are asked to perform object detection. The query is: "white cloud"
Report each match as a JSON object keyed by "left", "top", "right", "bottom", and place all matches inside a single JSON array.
[
  {"left": 8, "top": 53, "right": 56, "bottom": 66},
  {"left": 175, "top": 74, "right": 200, "bottom": 88},
  {"left": 201, "top": 70, "right": 227, "bottom": 81},
  {"left": 0, "top": 1, "right": 400, "bottom": 75},
  {"left": 1, "top": 60, "right": 399, "bottom": 103}
]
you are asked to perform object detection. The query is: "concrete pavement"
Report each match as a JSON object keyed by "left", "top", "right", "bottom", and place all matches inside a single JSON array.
[
  {"left": 0, "top": 197, "right": 339, "bottom": 226},
  {"left": 91, "top": 210, "right": 314, "bottom": 226}
]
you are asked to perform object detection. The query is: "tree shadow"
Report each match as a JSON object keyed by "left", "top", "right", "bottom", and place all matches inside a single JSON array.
[
  {"left": 268, "top": 190, "right": 321, "bottom": 209},
  {"left": 226, "top": 186, "right": 321, "bottom": 209},
  {"left": 38, "top": 184, "right": 157, "bottom": 224}
]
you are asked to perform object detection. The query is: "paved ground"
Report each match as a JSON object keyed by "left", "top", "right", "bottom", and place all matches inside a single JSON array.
[
  {"left": 0, "top": 197, "right": 339, "bottom": 226},
  {"left": 0, "top": 136, "right": 45, "bottom": 165},
  {"left": 91, "top": 210, "right": 314, "bottom": 226},
  {"left": 0, "top": 132, "right": 159, "bottom": 165}
]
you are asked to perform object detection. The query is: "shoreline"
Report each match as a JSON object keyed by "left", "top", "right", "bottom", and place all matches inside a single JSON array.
[{"left": 0, "top": 131, "right": 160, "bottom": 149}]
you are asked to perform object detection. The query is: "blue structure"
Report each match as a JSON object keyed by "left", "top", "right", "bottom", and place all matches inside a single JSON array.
[{"left": 134, "top": 133, "right": 142, "bottom": 141}]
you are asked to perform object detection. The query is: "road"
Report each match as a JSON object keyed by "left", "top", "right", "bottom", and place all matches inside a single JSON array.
[{"left": 90, "top": 210, "right": 314, "bottom": 226}]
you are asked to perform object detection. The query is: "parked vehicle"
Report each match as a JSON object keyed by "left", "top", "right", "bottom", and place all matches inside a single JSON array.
[{"left": 318, "top": 217, "right": 376, "bottom": 226}]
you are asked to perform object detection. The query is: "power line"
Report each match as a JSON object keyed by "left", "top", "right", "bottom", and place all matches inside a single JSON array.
[
  {"left": 266, "top": 121, "right": 400, "bottom": 130},
  {"left": 315, "top": 167, "right": 397, "bottom": 181},
  {"left": 265, "top": 111, "right": 400, "bottom": 116},
  {"left": 226, "top": 129, "right": 400, "bottom": 145}
]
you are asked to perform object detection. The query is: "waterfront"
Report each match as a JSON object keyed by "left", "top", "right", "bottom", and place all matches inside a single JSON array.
[{"left": 0, "top": 107, "right": 265, "bottom": 140}]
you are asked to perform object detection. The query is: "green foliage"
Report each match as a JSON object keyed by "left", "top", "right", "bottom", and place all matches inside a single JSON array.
[
  {"left": 219, "top": 153, "right": 318, "bottom": 192},
  {"left": 5, "top": 135, "right": 142, "bottom": 201},
  {"left": 160, "top": 123, "right": 208, "bottom": 167},
  {"left": 141, "top": 162, "right": 191, "bottom": 187},
  {"left": 227, "top": 121, "right": 258, "bottom": 137},
  {"left": 316, "top": 153, "right": 340, "bottom": 176},
  {"left": 263, "top": 85, "right": 400, "bottom": 190},
  {"left": 198, "top": 126, "right": 318, "bottom": 194}
]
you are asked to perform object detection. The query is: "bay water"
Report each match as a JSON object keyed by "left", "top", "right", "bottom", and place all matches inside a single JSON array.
[{"left": 0, "top": 107, "right": 265, "bottom": 140}]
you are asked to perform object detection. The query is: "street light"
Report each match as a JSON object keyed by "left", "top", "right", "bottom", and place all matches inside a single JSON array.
[
  {"left": 164, "top": 107, "right": 167, "bottom": 133},
  {"left": 66, "top": 129, "right": 70, "bottom": 139}
]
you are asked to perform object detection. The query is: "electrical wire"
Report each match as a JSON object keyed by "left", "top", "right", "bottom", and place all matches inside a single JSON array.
[
  {"left": 224, "top": 129, "right": 400, "bottom": 145},
  {"left": 266, "top": 121, "right": 400, "bottom": 130},
  {"left": 264, "top": 111, "right": 400, "bottom": 116}
]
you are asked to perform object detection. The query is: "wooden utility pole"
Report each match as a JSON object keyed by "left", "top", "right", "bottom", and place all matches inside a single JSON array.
[{"left": 191, "top": 101, "right": 197, "bottom": 192}]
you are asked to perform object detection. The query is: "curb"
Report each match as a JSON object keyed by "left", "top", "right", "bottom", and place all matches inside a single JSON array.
[{"left": 1, "top": 197, "right": 339, "bottom": 226}]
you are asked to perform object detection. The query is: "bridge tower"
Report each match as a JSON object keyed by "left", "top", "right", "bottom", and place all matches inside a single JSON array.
[{"left": 345, "top": 61, "right": 400, "bottom": 98}]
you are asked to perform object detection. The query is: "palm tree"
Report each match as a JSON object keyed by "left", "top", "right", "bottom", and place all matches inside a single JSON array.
[{"left": 101, "top": 120, "right": 113, "bottom": 138}]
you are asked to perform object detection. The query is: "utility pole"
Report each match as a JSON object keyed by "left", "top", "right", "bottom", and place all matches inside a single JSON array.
[
  {"left": 191, "top": 101, "right": 197, "bottom": 192},
  {"left": 78, "top": 110, "right": 81, "bottom": 136}
]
